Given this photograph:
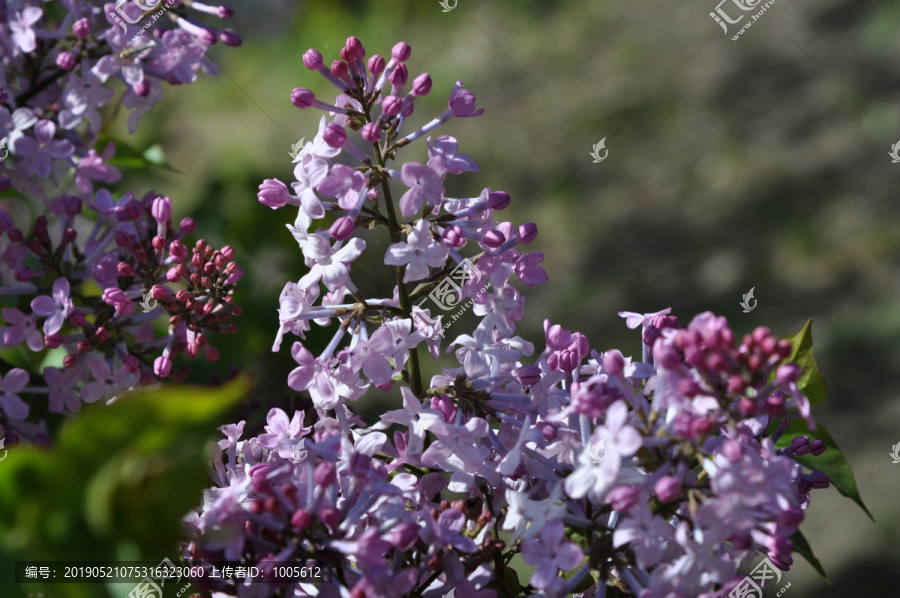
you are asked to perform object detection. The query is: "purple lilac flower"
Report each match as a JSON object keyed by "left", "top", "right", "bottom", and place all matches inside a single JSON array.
[{"left": 182, "top": 36, "right": 835, "bottom": 598}]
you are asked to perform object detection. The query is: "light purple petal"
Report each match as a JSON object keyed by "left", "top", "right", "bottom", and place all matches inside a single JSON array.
[
  {"left": 1, "top": 394, "right": 29, "bottom": 419},
  {"left": 555, "top": 542, "right": 585, "bottom": 570}
]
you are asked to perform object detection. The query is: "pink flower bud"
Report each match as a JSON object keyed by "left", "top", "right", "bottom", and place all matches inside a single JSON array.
[
  {"left": 221, "top": 245, "right": 235, "bottom": 260},
  {"left": 727, "top": 375, "right": 747, "bottom": 394},
  {"left": 225, "top": 264, "right": 244, "bottom": 285},
  {"left": 331, "top": 59, "right": 349, "bottom": 79},
  {"left": 360, "top": 122, "right": 381, "bottom": 143},
  {"left": 169, "top": 240, "right": 187, "bottom": 261},
  {"left": 389, "top": 64, "right": 408, "bottom": 87},
  {"left": 44, "top": 333, "right": 63, "bottom": 349},
  {"left": 752, "top": 326, "right": 772, "bottom": 345},
  {"left": 118, "top": 262, "right": 135, "bottom": 276},
  {"left": 603, "top": 350, "right": 626, "bottom": 377},
  {"left": 14, "top": 266, "right": 33, "bottom": 282},
  {"left": 73, "top": 18, "right": 91, "bottom": 37},
  {"left": 166, "top": 267, "right": 182, "bottom": 282},
  {"left": 345, "top": 36, "right": 364, "bottom": 58},
  {"left": 291, "top": 509, "right": 313, "bottom": 531},
  {"left": 151, "top": 196, "right": 172, "bottom": 223},
  {"left": 180, "top": 217, "right": 197, "bottom": 233},
  {"left": 320, "top": 506, "right": 341, "bottom": 531},
  {"left": 608, "top": 485, "right": 641, "bottom": 512},
  {"left": 218, "top": 5, "right": 234, "bottom": 18},
  {"left": 773, "top": 507, "right": 802, "bottom": 529},
  {"left": 330, "top": 216, "right": 355, "bottom": 241},
  {"left": 518, "top": 222, "right": 538, "bottom": 244},
  {"left": 120, "top": 200, "right": 142, "bottom": 221},
  {"left": 258, "top": 178, "right": 292, "bottom": 209},
  {"left": 322, "top": 123, "right": 347, "bottom": 148},
  {"left": 654, "top": 476, "right": 682, "bottom": 503},
  {"left": 481, "top": 229, "right": 505, "bottom": 249},
  {"left": 488, "top": 191, "right": 511, "bottom": 210},
  {"left": 776, "top": 363, "right": 801, "bottom": 384},
  {"left": 133, "top": 79, "right": 152, "bottom": 97},
  {"left": 367, "top": 54, "right": 385, "bottom": 75},
  {"left": 303, "top": 48, "right": 324, "bottom": 70},
  {"left": 448, "top": 82, "right": 484, "bottom": 117},
  {"left": 56, "top": 51, "right": 76, "bottom": 71},
  {"left": 123, "top": 355, "right": 140, "bottom": 373},
  {"left": 412, "top": 73, "right": 432, "bottom": 96},
  {"left": 809, "top": 439, "right": 826, "bottom": 456},
  {"left": 442, "top": 225, "right": 465, "bottom": 248},
  {"left": 515, "top": 365, "right": 542, "bottom": 386},
  {"left": 790, "top": 435, "right": 810, "bottom": 454},
  {"left": 154, "top": 355, "right": 172, "bottom": 377},
  {"left": 195, "top": 27, "right": 217, "bottom": 46},
  {"left": 69, "top": 311, "right": 86, "bottom": 327},
  {"left": 290, "top": 88, "right": 315, "bottom": 108},
  {"left": 766, "top": 391, "right": 786, "bottom": 416},
  {"left": 315, "top": 462, "right": 336, "bottom": 487},
  {"left": 219, "top": 29, "right": 242, "bottom": 47},
  {"left": 391, "top": 41, "right": 412, "bottom": 62},
  {"left": 381, "top": 95, "right": 402, "bottom": 116}
]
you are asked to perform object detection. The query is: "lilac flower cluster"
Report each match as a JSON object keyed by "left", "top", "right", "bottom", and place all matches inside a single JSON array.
[
  {"left": 187, "top": 37, "right": 831, "bottom": 597},
  {"left": 0, "top": 1, "right": 242, "bottom": 446}
]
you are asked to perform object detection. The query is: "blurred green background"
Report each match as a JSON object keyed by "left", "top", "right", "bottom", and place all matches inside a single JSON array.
[{"left": 6, "top": 0, "right": 900, "bottom": 595}]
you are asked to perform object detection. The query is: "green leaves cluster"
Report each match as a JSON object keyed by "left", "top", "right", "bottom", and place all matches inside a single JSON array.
[{"left": 0, "top": 377, "right": 248, "bottom": 598}]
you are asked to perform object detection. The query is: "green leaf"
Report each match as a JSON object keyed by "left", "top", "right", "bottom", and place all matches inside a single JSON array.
[
  {"left": 101, "top": 136, "right": 183, "bottom": 174},
  {"left": 503, "top": 566, "right": 522, "bottom": 593},
  {"left": 0, "top": 375, "right": 250, "bottom": 598},
  {"left": 790, "top": 529, "right": 830, "bottom": 584},
  {"left": 775, "top": 420, "right": 874, "bottom": 521},
  {"left": 783, "top": 319, "right": 828, "bottom": 404},
  {"left": 141, "top": 144, "right": 182, "bottom": 173}
]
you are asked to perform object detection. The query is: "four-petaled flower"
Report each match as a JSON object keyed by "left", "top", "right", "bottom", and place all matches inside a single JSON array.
[
  {"left": 384, "top": 219, "right": 449, "bottom": 282},
  {"left": 297, "top": 232, "right": 366, "bottom": 291},
  {"left": 1, "top": 308, "right": 43, "bottom": 351},
  {"left": 565, "top": 400, "right": 642, "bottom": 502},
  {"left": 13, "top": 119, "right": 75, "bottom": 178},
  {"left": 80, "top": 357, "right": 135, "bottom": 404},
  {"left": 521, "top": 519, "right": 585, "bottom": 589},
  {"left": 0, "top": 368, "right": 30, "bottom": 420},
  {"left": 9, "top": 7, "right": 43, "bottom": 53},
  {"left": 30, "top": 278, "right": 74, "bottom": 335},
  {"left": 398, "top": 160, "right": 445, "bottom": 217}
]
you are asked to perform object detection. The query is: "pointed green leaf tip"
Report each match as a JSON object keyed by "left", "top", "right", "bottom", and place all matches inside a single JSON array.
[
  {"left": 791, "top": 529, "right": 831, "bottom": 584},
  {"left": 785, "top": 318, "right": 828, "bottom": 405}
]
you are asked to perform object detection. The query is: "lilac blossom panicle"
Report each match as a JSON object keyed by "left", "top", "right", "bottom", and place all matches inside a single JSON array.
[
  {"left": 187, "top": 36, "right": 836, "bottom": 598},
  {"left": 0, "top": 0, "right": 244, "bottom": 447}
]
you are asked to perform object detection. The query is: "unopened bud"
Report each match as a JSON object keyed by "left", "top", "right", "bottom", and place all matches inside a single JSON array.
[{"left": 180, "top": 217, "right": 196, "bottom": 234}]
